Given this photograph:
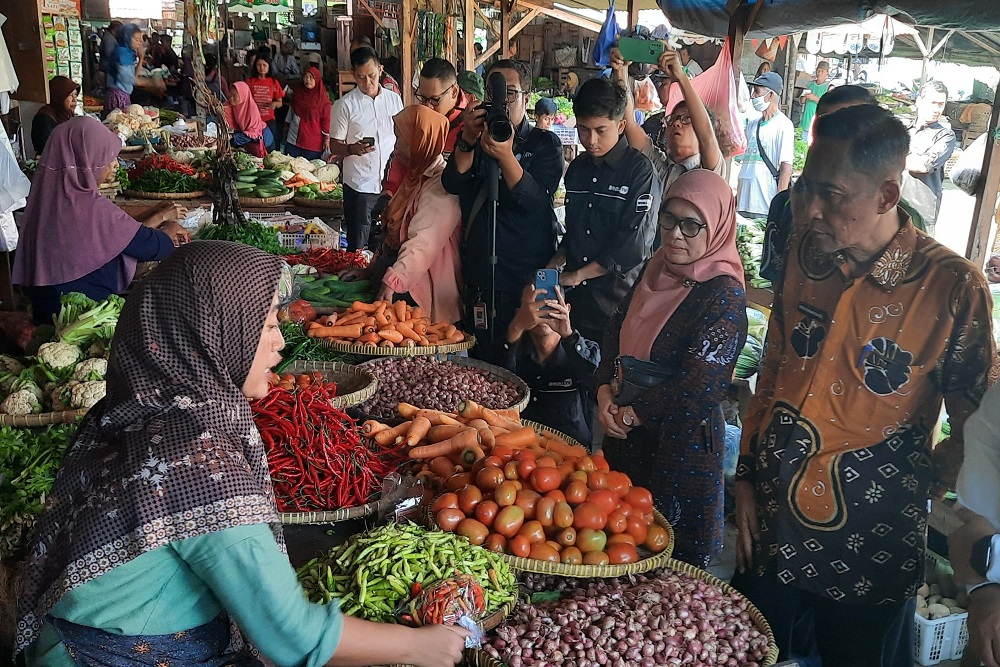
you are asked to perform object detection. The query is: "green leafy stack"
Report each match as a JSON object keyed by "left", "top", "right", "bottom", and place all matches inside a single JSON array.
[
  {"left": 196, "top": 222, "right": 283, "bottom": 254},
  {"left": 234, "top": 168, "right": 291, "bottom": 199},
  {"left": 298, "top": 274, "right": 373, "bottom": 309}
]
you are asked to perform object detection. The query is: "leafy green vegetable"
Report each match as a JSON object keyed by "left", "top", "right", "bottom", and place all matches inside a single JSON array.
[
  {"left": 196, "top": 222, "right": 283, "bottom": 254},
  {"left": 131, "top": 168, "right": 204, "bottom": 193},
  {"left": 233, "top": 151, "right": 258, "bottom": 171},
  {"left": 0, "top": 423, "right": 78, "bottom": 559},
  {"left": 55, "top": 293, "right": 126, "bottom": 347},
  {"left": 276, "top": 321, "right": 357, "bottom": 372}
]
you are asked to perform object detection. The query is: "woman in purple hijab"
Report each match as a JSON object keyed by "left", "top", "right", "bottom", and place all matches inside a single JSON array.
[{"left": 12, "top": 116, "right": 190, "bottom": 324}]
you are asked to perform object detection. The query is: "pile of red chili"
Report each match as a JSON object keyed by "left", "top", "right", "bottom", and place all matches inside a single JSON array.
[
  {"left": 251, "top": 381, "right": 406, "bottom": 512},
  {"left": 284, "top": 247, "right": 369, "bottom": 274},
  {"left": 130, "top": 154, "right": 197, "bottom": 177}
]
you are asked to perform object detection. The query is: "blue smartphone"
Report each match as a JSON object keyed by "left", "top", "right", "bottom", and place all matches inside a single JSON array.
[{"left": 534, "top": 269, "right": 560, "bottom": 307}]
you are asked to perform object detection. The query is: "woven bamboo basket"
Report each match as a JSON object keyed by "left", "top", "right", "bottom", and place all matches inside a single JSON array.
[
  {"left": 280, "top": 361, "right": 378, "bottom": 409},
  {"left": 123, "top": 189, "right": 206, "bottom": 200},
  {"left": 292, "top": 195, "right": 345, "bottom": 210},
  {"left": 0, "top": 409, "right": 87, "bottom": 427},
  {"left": 119, "top": 144, "right": 144, "bottom": 154},
  {"left": 385, "top": 644, "right": 506, "bottom": 667},
  {"left": 358, "top": 355, "right": 530, "bottom": 419},
  {"left": 83, "top": 104, "right": 104, "bottom": 113},
  {"left": 425, "top": 420, "right": 674, "bottom": 577},
  {"left": 99, "top": 182, "right": 119, "bottom": 199},
  {"left": 280, "top": 496, "right": 386, "bottom": 525},
  {"left": 321, "top": 334, "right": 476, "bottom": 358},
  {"left": 239, "top": 191, "right": 295, "bottom": 207}
]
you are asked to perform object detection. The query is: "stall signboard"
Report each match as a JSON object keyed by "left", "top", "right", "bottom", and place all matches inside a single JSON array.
[
  {"left": 41, "top": 0, "right": 82, "bottom": 17},
  {"left": 42, "top": 13, "right": 84, "bottom": 87},
  {"left": 228, "top": 0, "right": 293, "bottom": 11}
]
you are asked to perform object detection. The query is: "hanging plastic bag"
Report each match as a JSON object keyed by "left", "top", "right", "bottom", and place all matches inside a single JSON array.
[
  {"left": 664, "top": 37, "right": 747, "bottom": 157},
  {"left": 591, "top": 0, "right": 620, "bottom": 67},
  {"left": 0, "top": 126, "right": 28, "bottom": 251}
]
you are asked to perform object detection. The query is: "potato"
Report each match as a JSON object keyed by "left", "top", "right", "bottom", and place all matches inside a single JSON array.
[
  {"left": 917, "top": 607, "right": 930, "bottom": 619},
  {"left": 928, "top": 594, "right": 942, "bottom": 605},
  {"left": 916, "top": 583, "right": 930, "bottom": 598},
  {"left": 928, "top": 603, "right": 952, "bottom": 620}
]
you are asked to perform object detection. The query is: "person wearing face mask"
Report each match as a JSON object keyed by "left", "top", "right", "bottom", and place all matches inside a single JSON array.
[
  {"left": 595, "top": 169, "right": 747, "bottom": 567},
  {"left": 547, "top": 78, "right": 658, "bottom": 348},
  {"left": 901, "top": 80, "right": 956, "bottom": 237},
  {"left": 12, "top": 117, "right": 188, "bottom": 325},
  {"left": 14, "top": 241, "right": 471, "bottom": 667},
  {"left": 611, "top": 47, "right": 724, "bottom": 195},
  {"left": 732, "top": 104, "right": 997, "bottom": 666},
  {"left": 736, "top": 71, "right": 793, "bottom": 219}
]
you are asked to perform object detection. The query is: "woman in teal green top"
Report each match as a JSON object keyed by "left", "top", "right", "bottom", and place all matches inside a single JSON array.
[
  {"left": 15, "top": 241, "right": 468, "bottom": 667},
  {"left": 798, "top": 61, "right": 831, "bottom": 144}
]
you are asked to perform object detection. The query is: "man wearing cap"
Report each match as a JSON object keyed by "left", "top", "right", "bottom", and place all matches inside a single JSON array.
[
  {"left": 458, "top": 71, "right": 484, "bottom": 101},
  {"left": 737, "top": 71, "right": 794, "bottom": 219}
]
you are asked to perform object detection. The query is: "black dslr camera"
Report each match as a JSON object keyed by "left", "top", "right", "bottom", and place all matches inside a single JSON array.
[{"left": 483, "top": 71, "right": 513, "bottom": 143}]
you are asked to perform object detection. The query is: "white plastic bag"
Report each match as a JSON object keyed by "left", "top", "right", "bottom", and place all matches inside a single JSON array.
[{"left": 0, "top": 126, "right": 29, "bottom": 215}]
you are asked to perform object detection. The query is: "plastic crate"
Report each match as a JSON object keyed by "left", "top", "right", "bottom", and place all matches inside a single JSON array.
[
  {"left": 248, "top": 212, "right": 341, "bottom": 250},
  {"left": 914, "top": 609, "right": 968, "bottom": 665}
]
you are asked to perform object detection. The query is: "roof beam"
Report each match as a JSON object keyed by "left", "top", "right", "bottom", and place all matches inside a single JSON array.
[
  {"left": 516, "top": 0, "right": 603, "bottom": 34},
  {"left": 929, "top": 29, "right": 955, "bottom": 58},
  {"left": 475, "top": 3, "right": 500, "bottom": 37},
  {"left": 959, "top": 31, "right": 1000, "bottom": 57}
]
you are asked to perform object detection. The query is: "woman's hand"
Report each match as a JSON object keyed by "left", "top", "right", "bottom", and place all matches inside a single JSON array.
[
  {"left": 376, "top": 283, "right": 394, "bottom": 303},
  {"left": 609, "top": 47, "right": 629, "bottom": 80},
  {"left": 338, "top": 267, "right": 371, "bottom": 282},
  {"left": 161, "top": 221, "right": 191, "bottom": 246},
  {"left": 597, "top": 384, "right": 629, "bottom": 439},
  {"left": 734, "top": 480, "right": 760, "bottom": 574},
  {"left": 408, "top": 625, "right": 470, "bottom": 667}
]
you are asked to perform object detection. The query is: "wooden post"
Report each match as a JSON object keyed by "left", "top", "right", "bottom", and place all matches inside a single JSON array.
[
  {"left": 627, "top": 0, "right": 638, "bottom": 31},
  {"left": 500, "top": 0, "right": 511, "bottom": 58},
  {"left": 727, "top": 0, "right": 765, "bottom": 78},
  {"left": 965, "top": 88, "right": 1000, "bottom": 266},
  {"left": 464, "top": 0, "right": 476, "bottom": 74},
  {"left": 401, "top": 0, "right": 414, "bottom": 104},
  {"left": 445, "top": 15, "right": 457, "bottom": 65}
]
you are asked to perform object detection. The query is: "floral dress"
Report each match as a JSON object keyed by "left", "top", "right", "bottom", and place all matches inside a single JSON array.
[{"left": 596, "top": 275, "right": 746, "bottom": 567}]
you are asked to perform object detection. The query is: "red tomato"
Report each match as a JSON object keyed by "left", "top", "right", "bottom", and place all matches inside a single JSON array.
[
  {"left": 557, "top": 461, "right": 576, "bottom": 484},
  {"left": 626, "top": 515, "right": 649, "bottom": 544},
  {"left": 494, "top": 505, "right": 525, "bottom": 538},
  {"left": 606, "top": 511, "right": 628, "bottom": 534},
  {"left": 530, "top": 468, "right": 562, "bottom": 494},
  {"left": 494, "top": 480, "right": 519, "bottom": 507},
  {"left": 588, "top": 489, "right": 621, "bottom": 516},
  {"left": 458, "top": 485, "right": 483, "bottom": 514},
  {"left": 591, "top": 453, "right": 611, "bottom": 472},
  {"left": 517, "top": 520, "right": 546, "bottom": 544},
  {"left": 606, "top": 543, "right": 639, "bottom": 564},
  {"left": 545, "top": 489, "right": 567, "bottom": 504},
  {"left": 508, "top": 534, "right": 531, "bottom": 558},
  {"left": 446, "top": 472, "right": 473, "bottom": 491},
  {"left": 565, "top": 480, "right": 589, "bottom": 506},
  {"left": 483, "top": 455, "right": 504, "bottom": 469},
  {"left": 430, "top": 457, "right": 458, "bottom": 479},
  {"left": 569, "top": 470, "right": 589, "bottom": 484},
  {"left": 616, "top": 501, "right": 635, "bottom": 517},
  {"left": 491, "top": 445, "right": 515, "bottom": 463},
  {"left": 431, "top": 492, "right": 460, "bottom": 514},
  {"left": 624, "top": 487, "right": 654, "bottom": 513},
  {"left": 583, "top": 551, "right": 610, "bottom": 565},
  {"left": 573, "top": 503, "right": 607, "bottom": 531},
  {"left": 644, "top": 524, "right": 670, "bottom": 553},
  {"left": 436, "top": 508, "right": 465, "bottom": 532},
  {"left": 535, "top": 455, "right": 558, "bottom": 469},
  {"left": 517, "top": 457, "right": 537, "bottom": 479},
  {"left": 476, "top": 466, "right": 506, "bottom": 491},
  {"left": 457, "top": 518, "right": 489, "bottom": 545},
  {"left": 587, "top": 470, "right": 609, "bottom": 490},
  {"left": 535, "top": 497, "right": 556, "bottom": 527},
  {"left": 553, "top": 501, "right": 575, "bottom": 528},
  {"left": 475, "top": 500, "right": 500, "bottom": 526},
  {"left": 484, "top": 533, "right": 507, "bottom": 553},
  {"left": 503, "top": 461, "right": 520, "bottom": 480},
  {"left": 561, "top": 546, "right": 583, "bottom": 564},
  {"left": 575, "top": 456, "right": 596, "bottom": 473},
  {"left": 514, "top": 489, "right": 542, "bottom": 519},
  {"left": 529, "top": 543, "right": 561, "bottom": 562},
  {"left": 556, "top": 526, "right": 577, "bottom": 547},
  {"left": 607, "top": 533, "right": 636, "bottom": 546},
  {"left": 606, "top": 471, "right": 632, "bottom": 498},
  {"left": 515, "top": 449, "right": 536, "bottom": 463}
]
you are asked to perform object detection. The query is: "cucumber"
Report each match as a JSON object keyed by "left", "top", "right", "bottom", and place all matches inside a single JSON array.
[
  {"left": 256, "top": 169, "right": 278, "bottom": 177},
  {"left": 235, "top": 182, "right": 255, "bottom": 192},
  {"left": 236, "top": 176, "right": 258, "bottom": 184},
  {"left": 236, "top": 168, "right": 258, "bottom": 177},
  {"left": 256, "top": 179, "right": 285, "bottom": 189}
]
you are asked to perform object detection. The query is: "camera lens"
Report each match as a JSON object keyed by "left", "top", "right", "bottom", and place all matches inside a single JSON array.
[{"left": 489, "top": 118, "right": 513, "bottom": 142}]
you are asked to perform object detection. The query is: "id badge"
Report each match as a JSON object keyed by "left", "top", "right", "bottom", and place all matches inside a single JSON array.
[{"left": 473, "top": 301, "right": 488, "bottom": 330}]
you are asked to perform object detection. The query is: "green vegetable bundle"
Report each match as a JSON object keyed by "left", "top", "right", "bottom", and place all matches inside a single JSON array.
[
  {"left": 276, "top": 321, "right": 356, "bottom": 372},
  {"left": 298, "top": 274, "right": 373, "bottom": 308},
  {"left": 736, "top": 220, "right": 771, "bottom": 289},
  {"left": 296, "top": 184, "right": 343, "bottom": 201},
  {"left": 297, "top": 523, "right": 518, "bottom": 622},
  {"left": 131, "top": 168, "right": 204, "bottom": 193},
  {"left": 55, "top": 293, "right": 125, "bottom": 347},
  {"left": 196, "top": 222, "right": 283, "bottom": 255},
  {"left": 0, "top": 423, "right": 78, "bottom": 559},
  {"left": 735, "top": 335, "right": 763, "bottom": 379}
]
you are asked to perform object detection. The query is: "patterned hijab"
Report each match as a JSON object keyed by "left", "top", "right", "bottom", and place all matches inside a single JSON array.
[
  {"left": 16, "top": 241, "right": 286, "bottom": 654},
  {"left": 620, "top": 170, "right": 745, "bottom": 360},
  {"left": 383, "top": 105, "right": 449, "bottom": 249}
]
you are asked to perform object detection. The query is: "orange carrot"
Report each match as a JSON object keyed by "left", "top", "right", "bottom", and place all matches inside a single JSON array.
[
  {"left": 352, "top": 301, "right": 381, "bottom": 313},
  {"left": 395, "top": 321, "right": 421, "bottom": 342},
  {"left": 478, "top": 427, "right": 495, "bottom": 449},
  {"left": 393, "top": 300, "right": 407, "bottom": 323},
  {"left": 444, "top": 331, "right": 466, "bottom": 344},
  {"left": 308, "top": 323, "right": 363, "bottom": 339},
  {"left": 488, "top": 426, "right": 511, "bottom": 436},
  {"left": 378, "top": 340, "right": 395, "bottom": 348},
  {"left": 362, "top": 420, "right": 389, "bottom": 436},
  {"left": 416, "top": 409, "right": 462, "bottom": 426},
  {"left": 336, "top": 311, "right": 367, "bottom": 326},
  {"left": 405, "top": 416, "right": 433, "bottom": 447},
  {"left": 412, "top": 307, "right": 423, "bottom": 321},
  {"left": 373, "top": 420, "right": 413, "bottom": 446},
  {"left": 479, "top": 407, "right": 523, "bottom": 431},
  {"left": 494, "top": 426, "right": 541, "bottom": 449},
  {"left": 357, "top": 332, "right": 379, "bottom": 344},
  {"left": 542, "top": 437, "right": 587, "bottom": 459},
  {"left": 397, "top": 403, "right": 420, "bottom": 419},
  {"left": 427, "top": 424, "right": 471, "bottom": 442},
  {"left": 375, "top": 310, "right": 390, "bottom": 327},
  {"left": 378, "top": 328, "right": 404, "bottom": 344},
  {"left": 494, "top": 408, "right": 521, "bottom": 420},
  {"left": 468, "top": 418, "right": 490, "bottom": 431},
  {"left": 409, "top": 428, "right": 481, "bottom": 459},
  {"left": 458, "top": 399, "right": 483, "bottom": 419}
]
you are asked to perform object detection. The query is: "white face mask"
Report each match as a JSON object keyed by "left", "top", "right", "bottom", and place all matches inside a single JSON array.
[{"left": 751, "top": 92, "right": 771, "bottom": 112}]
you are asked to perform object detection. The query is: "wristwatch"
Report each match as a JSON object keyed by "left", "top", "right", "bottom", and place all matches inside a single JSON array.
[
  {"left": 456, "top": 135, "right": 477, "bottom": 153},
  {"left": 621, "top": 406, "right": 636, "bottom": 427},
  {"left": 972, "top": 533, "right": 997, "bottom": 579}
]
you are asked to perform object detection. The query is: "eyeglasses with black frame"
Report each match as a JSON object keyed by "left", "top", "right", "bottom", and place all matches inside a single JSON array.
[
  {"left": 659, "top": 212, "right": 707, "bottom": 238},
  {"left": 663, "top": 113, "right": 693, "bottom": 127},
  {"left": 415, "top": 84, "right": 456, "bottom": 107}
]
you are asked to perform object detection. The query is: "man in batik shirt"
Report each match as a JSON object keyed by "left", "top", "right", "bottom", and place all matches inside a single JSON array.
[{"left": 732, "top": 103, "right": 997, "bottom": 666}]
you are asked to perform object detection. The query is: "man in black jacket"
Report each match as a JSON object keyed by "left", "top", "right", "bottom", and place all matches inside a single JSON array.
[{"left": 442, "top": 59, "right": 565, "bottom": 357}]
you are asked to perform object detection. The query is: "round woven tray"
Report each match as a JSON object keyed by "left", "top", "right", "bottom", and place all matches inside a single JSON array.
[
  {"left": 123, "top": 189, "right": 206, "bottom": 200},
  {"left": 0, "top": 409, "right": 87, "bottom": 427},
  {"left": 83, "top": 104, "right": 104, "bottom": 113},
  {"left": 119, "top": 144, "right": 144, "bottom": 154},
  {"left": 280, "top": 360, "right": 378, "bottom": 409},
  {"left": 321, "top": 334, "right": 476, "bottom": 357},
  {"left": 292, "top": 195, "right": 344, "bottom": 210},
  {"left": 358, "top": 354, "right": 530, "bottom": 418},
  {"left": 239, "top": 191, "right": 294, "bottom": 207},
  {"left": 280, "top": 496, "right": 385, "bottom": 525}
]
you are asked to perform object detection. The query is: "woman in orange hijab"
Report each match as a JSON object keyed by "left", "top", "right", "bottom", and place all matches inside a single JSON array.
[
  {"left": 594, "top": 169, "right": 747, "bottom": 567},
  {"left": 378, "top": 105, "right": 463, "bottom": 324}
]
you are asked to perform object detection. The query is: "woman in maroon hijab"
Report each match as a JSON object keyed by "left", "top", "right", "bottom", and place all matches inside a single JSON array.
[
  {"left": 31, "top": 76, "right": 79, "bottom": 156},
  {"left": 13, "top": 116, "right": 191, "bottom": 324}
]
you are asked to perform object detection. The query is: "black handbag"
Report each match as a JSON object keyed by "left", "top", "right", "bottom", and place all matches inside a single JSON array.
[{"left": 611, "top": 355, "right": 674, "bottom": 406}]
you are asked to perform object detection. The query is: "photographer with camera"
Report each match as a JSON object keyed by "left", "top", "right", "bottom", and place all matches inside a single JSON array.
[{"left": 442, "top": 60, "right": 565, "bottom": 357}]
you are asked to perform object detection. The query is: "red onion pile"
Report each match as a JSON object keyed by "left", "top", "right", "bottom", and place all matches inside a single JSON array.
[{"left": 484, "top": 571, "right": 771, "bottom": 667}]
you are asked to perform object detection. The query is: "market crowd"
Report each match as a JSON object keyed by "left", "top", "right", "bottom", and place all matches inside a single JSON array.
[{"left": 9, "top": 26, "right": 1000, "bottom": 667}]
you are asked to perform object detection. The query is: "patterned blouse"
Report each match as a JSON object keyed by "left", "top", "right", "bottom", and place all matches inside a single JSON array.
[{"left": 737, "top": 212, "right": 998, "bottom": 606}]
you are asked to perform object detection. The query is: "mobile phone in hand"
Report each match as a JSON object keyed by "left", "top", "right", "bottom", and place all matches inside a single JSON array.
[
  {"left": 617, "top": 36, "right": 667, "bottom": 65},
  {"left": 361, "top": 136, "right": 375, "bottom": 146},
  {"left": 534, "top": 269, "right": 560, "bottom": 309}
]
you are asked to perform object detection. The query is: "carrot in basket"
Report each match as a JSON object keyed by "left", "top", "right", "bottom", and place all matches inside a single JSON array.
[
  {"left": 357, "top": 332, "right": 379, "bottom": 344},
  {"left": 444, "top": 331, "right": 467, "bottom": 344},
  {"left": 494, "top": 408, "right": 521, "bottom": 420},
  {"left": 395, "top": 321, "right": 421, "bottom": 342},
  {"left": 362, "top": 420, "right": 389, "bottom": 436},
  {"left": 373, "top": 420, "right": 413, "bottom": 446},
  {"left": 378, "top": 328, "right": 404, "bottom": 344},
  {"left": 458, "top": 399, "right": 483, "bottom": 419},
  {"left": 460, "top": 444, "right": 486, "bottom": 467},
  {"left": 468, "top": 418, "right": 489, "bottom": 431},
  {"left": 494, "top": 426, "right": 541, "bottom": 449},
  {"left": 379, "top": 340, "right": 395, "bottom": 348},
  {"left": 415, "top": 409, "right": 461, "bottom": 426},
  {"left": 541, "top": 435, "right": 587, "bottom": 459},
  {"left": 393, "top": 300, "right": 407, "bottom": 322},
  {"left": 308, "top": 323, "right": 363, "bottom": 339},
  {"left": 405, "top": 416, "right": 433, "bottom": 447},
  {"left": 409, "top": 428, "right": 481, "bottom": 459},
  {"left": 426, "top": 424, "right": 470, "bottom": 442},
  {"left": 478, "top": 428, "right": 496, "bottom": 449},
  {"left": 397, "top": 403, "right": 420, "bottom": 419},
  {"left": 352, "top": 301, "right": 381, "bottom": 313},
  {"left": 479, "top": 407, "right": 523, "bottom": 431},
  {"left": 375, "top": 309, "right": 390, "bottom": 327},
  {"left": 412, "top": 307, "right": 423, "bottom": 321},
  {"left": 335, "top": 311, "right": 367, "bottom": 326}
]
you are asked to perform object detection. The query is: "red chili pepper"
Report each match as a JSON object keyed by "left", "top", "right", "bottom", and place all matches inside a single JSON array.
[{"left": 282, "top": 248, "right": 369, "bottom": 274}]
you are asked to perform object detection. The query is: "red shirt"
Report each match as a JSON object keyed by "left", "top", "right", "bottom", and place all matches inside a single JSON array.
[{"left": 247, "top": 76, "right": 285, "bottom": 122}]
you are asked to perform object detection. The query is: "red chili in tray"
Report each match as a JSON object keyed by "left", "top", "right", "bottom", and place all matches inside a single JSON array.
[
  {"left": 250, "top": 382, "right": 406, "bottom": 512},
  {"left": 283, "top": 247, "right": 369, "bottom": 274}
]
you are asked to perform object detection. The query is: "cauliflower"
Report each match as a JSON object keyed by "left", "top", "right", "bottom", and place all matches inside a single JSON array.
[
  {"left": 70, "top": 381, "right": 106, "bottom": 409},
  {"left": 1, "top": 389, "right": 42, "bottom": 415},
  {"left": 87, "top": 340, "right": 110, "bottom": 359},
  {"left": 0, "top": 355, "right": 23, "bottom": 376},
  {"left": 127, "top": 104, "right": 146, "bottom": 116},
  {"left": 315, "top": 164, "right": 340, "bottom": 183},
  {"left": 73, "top": 358, "right": 108, "bottom": 381},
  {"left": 37, "top": 341, "right": 82, "bottom": 373},
  {"left": 12, "top": 379, "right": 43, "bottom": 402},
  {"left": 291, "top": 156, "right": 315, "bottom": 174}
]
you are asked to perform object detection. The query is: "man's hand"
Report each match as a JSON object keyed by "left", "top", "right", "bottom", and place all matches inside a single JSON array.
[
  {"left": 481, "top": 128, "right": 515, "bottom": 163},
  {"left": 270, "top": 100, "right": 282, "bottom": 109},
  {"left": 559, "top": 270, "right": 582, "bottom": 287},
  {"left": 949, "top": 515, "right": 997, "bottom": 585},
  {"left": 734, "top": 480, "right": 760, "bottom": 574},
  {"left": 348, "top": 141, "right": 376, "bottom": 157},
  {"left": 597, "top": 384, "right": 628, "bottom": 440},
  {"left": 967, "top": 584, "right": 1000, "bottom": 667},
  {"left": 542, "top": 289, "right": 573, "bottom": 339},
  {"left": 460, "top": 99, "right": 487, "bottom": 143},
  {"left": 507, "top": 286, "right": 548, "bottom": 343},
  {"left": 657, "top": 49, "right": 686, "bottom": 81},
  {"left": 609, "top": 47, "right": 629, "bottom": 79},
  {"left": 547, "top": 249, "right": 567, "bottom": 271}
]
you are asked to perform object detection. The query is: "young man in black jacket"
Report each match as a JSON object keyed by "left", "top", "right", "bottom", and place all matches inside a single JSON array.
[{"left": 442, "top": 60, "right": 565, "bottom": 358}]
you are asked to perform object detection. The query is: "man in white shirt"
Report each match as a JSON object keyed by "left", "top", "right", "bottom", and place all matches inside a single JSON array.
[
  {"left": 329, "top": 47, "right": 403, "bottom": 250},
  {"left": 736, "top": 71, "right": 793, "bottom": 219},
  {"left": 678, "top": 45, "right": 703, "bottom": 78}
]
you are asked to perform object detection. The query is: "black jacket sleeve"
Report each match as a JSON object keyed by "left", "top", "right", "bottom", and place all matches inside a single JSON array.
[
  {"left": 508, "top": 132, "right": 564, "bottom": 213},
  {"left": 561, "top": 331, "right": 601, "bottom": 380},
  {"left": 593, "top": 159, "right": 657, "bottom": 274},
  {"left": 31, "top": 114, "right": 59, "bottom": 156}
]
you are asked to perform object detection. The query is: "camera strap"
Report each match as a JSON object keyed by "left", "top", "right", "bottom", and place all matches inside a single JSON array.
[{"left": 464, "top": 180, "right": 490, "bottom": 243}]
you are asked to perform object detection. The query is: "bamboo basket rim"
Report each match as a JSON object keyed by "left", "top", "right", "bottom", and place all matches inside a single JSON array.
[
  {"left": 123, "top": 189, "right": 206, "bottom": 200},
  {"left": 280, "top": 496, "right": 383, "bottom": 524},
  {"left": 239, "top": 191, "right": 295, "bottom": 206},
  {"left": 357, "top": 354, "right": 530, "bottom": 418},
  {"left": 385, "top": 637, "right": 508, "bottom": 667},
  {"left": 0, "top": 409, "right": 87, "bottom": 427},
  {"left": 280, "top": 360, "right": 378, "bottom": 409},
  {"left": 320, "top": 334, "right": 476, "bottom": 357},
  {"left": 292, "top": 195, "right": 345, "bottom": 209},
  {"left": 119, "top": 145, "right": 144, "bottom": 153}
]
